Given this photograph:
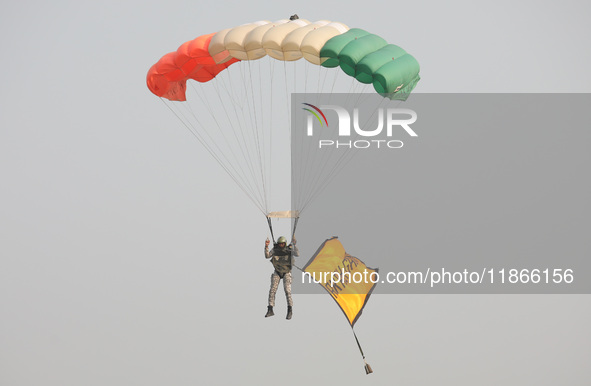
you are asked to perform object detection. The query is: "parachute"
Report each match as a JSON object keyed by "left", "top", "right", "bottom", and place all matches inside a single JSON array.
[
  {"left": 147, "top": 20, "right": 420, "bottom": 101},
  {"left": 147, "top": 18, "right": 415, "bottom": 373},
  {"left": 146, "top": 17, "right": 420, "bottom": 238}
]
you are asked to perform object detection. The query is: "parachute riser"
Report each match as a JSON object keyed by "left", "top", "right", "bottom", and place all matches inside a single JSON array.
[
  {"left": 291, "top": 217, "right": 299, "bottom": 243},
  {"left": 266, "top": 214, "right": 300, "bottom": 245},
  {"left": 266, "top": 216, "right": 276, "bottom": 244}
]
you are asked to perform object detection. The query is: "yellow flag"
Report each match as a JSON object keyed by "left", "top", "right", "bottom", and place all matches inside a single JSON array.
[{"left": 302, "top": 237, "right": 378, "bottom": 326}]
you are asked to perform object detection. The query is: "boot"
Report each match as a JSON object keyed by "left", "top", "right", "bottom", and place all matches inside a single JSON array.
[
  {"left": 286, "top": 306, "right": 293, "bottom": 320},
  {"left": 265, "top": 306, "right": 274, "bottom": 318}
]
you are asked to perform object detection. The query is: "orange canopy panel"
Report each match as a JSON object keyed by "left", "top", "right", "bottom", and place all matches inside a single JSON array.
[{"left": 147, "top": 33, "right": 240, "bottom": 101}]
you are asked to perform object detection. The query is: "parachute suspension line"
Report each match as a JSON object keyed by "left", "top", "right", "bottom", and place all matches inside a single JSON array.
[
  {"left": 296, "top": 59, "right": 315, "bottom": 211},
  {"left": 293, "top": 62, "right": 305, "bottom": 211},
  {"left": 343, "top": 73, "right": 358, "bottom": 107},
  {"left": 210, "top": 79, "right": 255, "bottom": 173},
  {"left": 236, "top": 61, "right": 269, "bottom": 212},
  {"left": 246, "top": 60, "right": 269, "bottom": 213},
  {"left": 294, "top": 60, "right": 324, "bottom": 211},
  {"left": 294, "top": 63, "right": 331, "bottom": 212},
  {"left": 210, "top": 78, "right": 266, "bottom": 207},
  {"left": 353, "top": 84, "right": 372, "bottom": 107},
  {"left": 301, "top": 73, "right": 377, "bottom": 211},
  {"left": 328, "top": 66, "right": 340, "bottom": 105},
  {"left": 296, "top": 69, "right": 341, "bottom": 213},
  {"left": 244, "top": 59, "right": 275, "bottom": 213},
  {"left": 293, "top": 63, "right": 324, "bottom": 209},
  {"left": 319, "top": 65, "right": 329, "bottom": 95},
  {"left": 295, "top": 62, "right": 311, "bottom": 211},
  {"left": 304, "top": 56, "right": 310, "bottom": 95},
  {"left": 188, "top": 82, "right": 266, "bottom": 209},
  {"left": 295, "top": 62, "right": 334, "bottom": 211},
  {"left": 217, "top": 65, "right": 242, "bottom": 107},
  {"left": 349, "top": 78, "right": 365, "bottom": 103},
  {"left": 219, "top": 67, "right": 264, "bottom": 191},
  {"left": 316, "top": 61, "right": 323, "bottom": 106},
  {"left": 298, "top": 90, "right": 382, "bottom": 215},
  {"left": 188, "top": 83, "right": 252, "bottom": 184},
  {"left": 297, "top": 133, "right": 334, "bottom": 215},
  {"left": 173, "top": 97, "right": 266, "bottom": 214},
  {"left": 269, "top": 58, "right": 275, "bottom": 211},
  {"left": 248, "top": 60, "right": 268, "bottom": 210},
  {"left": 283, "top": 60, "right": 291, "bottom": 138},
  {"left": 294, "top": 58, "right": 297, "bottom": 103},
  {"left": 186, "top": 81, "right": 268, "bottom": 214},
  {"left": 159, "top": 98, "right": 266, "bottom": 216},
  {"left": 257, "top": 59, "right": 270, "bottom": 212},
  {"left": 352, "top": 329, "right": 373, "bottom": 375},
  {"left": 289, "top": 61, "right": 296, "bottom": 213},
  {"left": 237, "top": 63, "right": 256, "bottom": 154},
  {"left": 281, "top": 59, "right": 296, "bottom": 216},
  {"left": 227, "top": 63, "right": 248, "bottom": 111},
  {"left": 299, "top": 96, "right": 391, "bottom": 213},
  {"left": 306, "top": 64, "right": 331, "bottom": 207}
]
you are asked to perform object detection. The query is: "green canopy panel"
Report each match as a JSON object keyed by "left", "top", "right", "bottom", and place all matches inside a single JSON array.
[
  {"left": 355, "top": 44, "right": 408, "bottom": 84},
  {"left": 373, "top": 54, "right": 421, "bottom": 100},
  {"left": 338, "top": 34, "right": 388, "bottom": 76},
  {"left": 320, "top": 29, "right": 420, "bottom": 100},
  {"left": 319, "top": 28, "right": 370, "bottom": 68}
]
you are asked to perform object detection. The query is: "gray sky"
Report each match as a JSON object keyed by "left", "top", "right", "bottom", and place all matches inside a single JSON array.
[{"left": 1, "top": 1, "right": 590, "bottom": 385}]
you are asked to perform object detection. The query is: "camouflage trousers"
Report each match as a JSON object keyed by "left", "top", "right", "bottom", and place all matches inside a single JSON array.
[{"left": 268, "top": 271, "right": 293, "bottom": 307}]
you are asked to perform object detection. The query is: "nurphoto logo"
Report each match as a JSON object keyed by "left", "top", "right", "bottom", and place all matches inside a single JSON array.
[{"left": 302, "top": 102, "right": 418, "bottom": 149}]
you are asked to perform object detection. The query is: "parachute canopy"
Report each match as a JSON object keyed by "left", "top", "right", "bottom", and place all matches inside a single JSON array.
[
  {"left": 147, "top": 19, "right": 420, "bottom": 101},
  {"left": 146, "top": 18, "right": 420, "bottom": 224}
]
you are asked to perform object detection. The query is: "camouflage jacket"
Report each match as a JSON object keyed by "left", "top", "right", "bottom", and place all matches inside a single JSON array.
[{"left": 265, "top": 244, "right": 299, "bottom": 275}]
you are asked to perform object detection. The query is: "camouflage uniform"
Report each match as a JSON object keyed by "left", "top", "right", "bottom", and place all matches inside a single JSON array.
[{"left": 265, "top": 243, "right": 298, "bottom": 307}]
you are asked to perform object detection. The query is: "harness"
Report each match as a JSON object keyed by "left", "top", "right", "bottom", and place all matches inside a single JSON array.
[{"left": 271, "top": 245, "right": 293, "bottom": 278}]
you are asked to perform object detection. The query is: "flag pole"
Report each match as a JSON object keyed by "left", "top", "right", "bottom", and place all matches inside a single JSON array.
[{"left": 352, "top": 328, "right": 373, "bottom": 374}]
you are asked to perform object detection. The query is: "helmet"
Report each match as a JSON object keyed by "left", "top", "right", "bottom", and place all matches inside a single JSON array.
[{"left": 277, "top": 236, "right": 287, "bottom": 244}]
